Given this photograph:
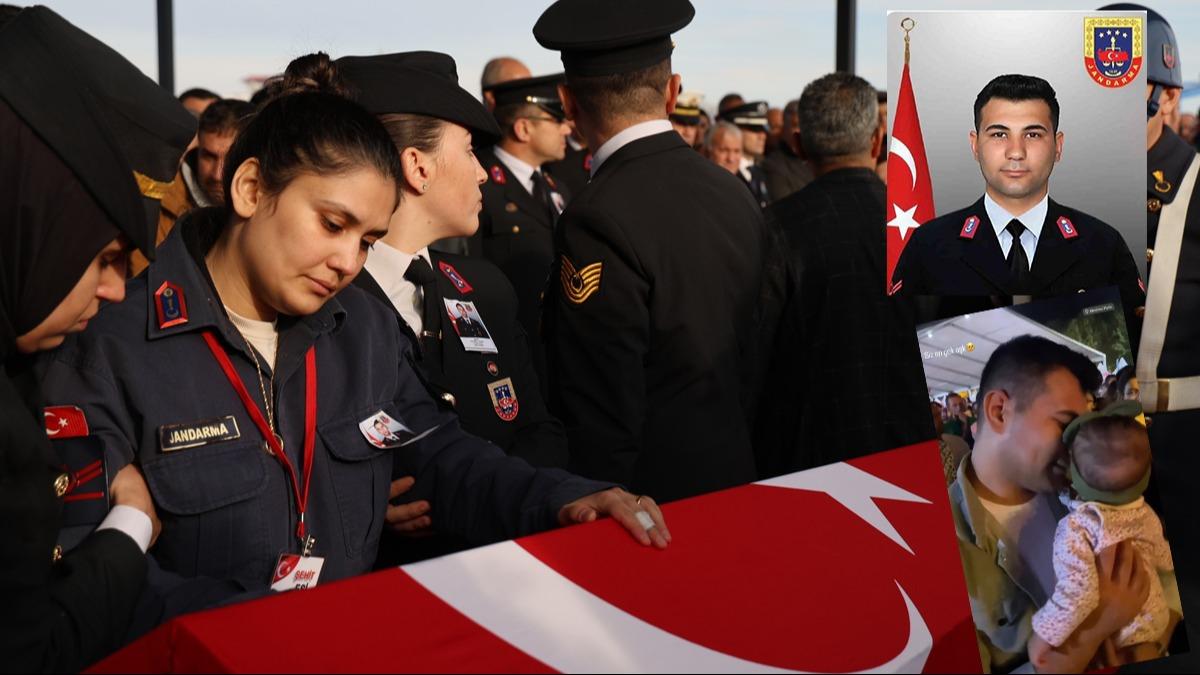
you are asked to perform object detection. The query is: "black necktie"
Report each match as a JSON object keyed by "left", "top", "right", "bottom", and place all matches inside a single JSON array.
[
  {"left": 403, "top": 256, "right": 441, "bottom": 362},
  {"left": 1005, "top": 219, "right": 1031, "bottom": 290},
  {"left": 530, "top": 170, "right": 559, "bottom": 224}
]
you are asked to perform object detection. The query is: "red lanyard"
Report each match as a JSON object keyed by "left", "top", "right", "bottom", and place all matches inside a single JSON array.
[{"left": 202, "top": 330, "right": 318, "bottom": 543}]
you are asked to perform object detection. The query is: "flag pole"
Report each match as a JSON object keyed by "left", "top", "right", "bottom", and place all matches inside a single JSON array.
[{"left": 901, "top": 17, "right": 914, "bottom": 66}]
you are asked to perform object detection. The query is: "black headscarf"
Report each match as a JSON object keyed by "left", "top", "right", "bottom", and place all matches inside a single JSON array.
[{"left": 0, "top": 100, "right": 119, "bottom": 360}]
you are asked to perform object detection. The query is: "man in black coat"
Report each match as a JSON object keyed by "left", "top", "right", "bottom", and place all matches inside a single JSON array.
[
  {"left": 891, "top": 74, "right": 1144, "bottom": 339},
  {"left": 759, "top": 73, "right": 934, "bottom": 475},
  {"left": 534, "top": 0, "right": 774, "bottom": 503},
  {"left": 473, "top": 74, "right": 572, "bottom": 355},
  {"left": 0, "top": 7, "right": 195, "bottom": 671}
]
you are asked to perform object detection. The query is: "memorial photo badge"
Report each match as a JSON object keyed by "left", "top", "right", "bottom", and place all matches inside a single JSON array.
[
  {"left": 444, "top": 299, "right": 498, "bottom": 354},
  {"left": 1084, "top": 16, "right": 1143, "bottom": 88}
]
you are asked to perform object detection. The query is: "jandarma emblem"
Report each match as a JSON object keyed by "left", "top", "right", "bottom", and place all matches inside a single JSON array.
[{"left": 1084, "top": 16, "right": 1143, "bottom": 88}]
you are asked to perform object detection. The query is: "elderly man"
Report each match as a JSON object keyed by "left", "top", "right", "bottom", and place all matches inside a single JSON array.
[{"left": 755, "top": 72, "right": 933, "bottom": 475}]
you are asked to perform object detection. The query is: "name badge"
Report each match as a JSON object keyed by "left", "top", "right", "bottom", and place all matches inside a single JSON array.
[
  {"left": 271, "top": 553, "right": 324, "bottom": 591},
  {"left": 159, "top": 416, "right": 242, "bottom": 452}
]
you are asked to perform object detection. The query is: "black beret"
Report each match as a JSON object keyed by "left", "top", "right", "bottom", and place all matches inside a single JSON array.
[
  {"left": 491, "top": 73, "right": 566, "bottom": 119},
  {"left": 336, "top": 52, "right": 502, "bottom": 144},
  {"left": 534, "top": 0, "right": 695, "bottom": 77},
  {"left": 0, "top": 6, "right": 196, "bottom": 259}
]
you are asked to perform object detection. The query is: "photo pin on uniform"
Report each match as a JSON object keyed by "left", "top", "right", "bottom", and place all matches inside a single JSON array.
[
  {"left": 444, "top": 298, "right": 499, "bottom": 354},
  {"left": 359, "top": 412, "right": 413, "bottom": 449}
]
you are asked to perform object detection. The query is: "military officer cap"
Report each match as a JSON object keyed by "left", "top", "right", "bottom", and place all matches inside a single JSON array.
[
  {"left": 670, "top": 91, "right": 704, "bottom": 126},
  {"left": 534, "top": 0, "right": 695, "bottom": 77},
  {"left": 337, "top": 51, "right": 502, "bottom": 144},
  {"left": 0, "top": 6, "right": 196, "bottom": 260},
  {"left": 719, "top": 100, "right": 770, "bottom": 131},
  {"left": 1098, "top": 4, "right": 1182, "bottom": 89},
  {"left": 490, "top": 73, "right": 567, "bottom": 120}
]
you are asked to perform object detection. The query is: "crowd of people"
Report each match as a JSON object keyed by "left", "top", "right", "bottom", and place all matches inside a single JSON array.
[{"left": 2, "top": 0, "right": 1199, "bottom": 672}]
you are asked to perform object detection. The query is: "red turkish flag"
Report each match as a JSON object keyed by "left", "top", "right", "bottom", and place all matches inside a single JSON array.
[
  {"left": 44, "top": 405, "right": 89, "bottom": 439},
  {"left": 886, "top": 61, "right": 936, "bottom": 293}
]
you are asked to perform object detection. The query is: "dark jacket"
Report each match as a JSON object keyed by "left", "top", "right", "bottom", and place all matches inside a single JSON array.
[
  {"left": 758, "top": 168, "right": 934, "bottom": 473},
  {"left": 759, "top": 141, "right": 813, "bottom": 203},
  {"left": 38, "top": 209, "right": 610, "bottom": 593},
  {"left": 355, "top": 252, "right": 568, "bottom": 469},
  {"left": 542, "top": 130, "right": 771, "bottom": 503}
]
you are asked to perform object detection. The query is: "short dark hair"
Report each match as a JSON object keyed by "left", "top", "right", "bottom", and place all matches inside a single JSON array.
[
  {"left": 565, "top": 58, "right": 671, "bottom": 120},
  {"left": 221, "top": 52, "right": 401, "bottom": 215},
  {"left": 179, "top": 87, "right": 219, "bottom": 103},
  {"left": 197, "top": 98, "right": 255, "bottom": 137},
  {"left": 977, "top": 335, "right": 1100, "bottom": 414},
  {"left": 717, "top": 93, "right": 743, "bottom": 113},
  {"left": 494, "top": 102, "right": 541, "bottom": 140},
  {"left": 974, "top": 74, "right": 1060, "bottom": 132},
  {"left": 877, "top": 90, "right": 887, "bottom": 104}
]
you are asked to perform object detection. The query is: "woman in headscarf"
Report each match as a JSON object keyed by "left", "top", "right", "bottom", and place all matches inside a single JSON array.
[{"left": 0, "top": 5, "right": 195, "bottom": 669}]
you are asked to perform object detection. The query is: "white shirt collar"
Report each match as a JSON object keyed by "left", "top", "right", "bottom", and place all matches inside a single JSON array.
[
  {"left": 589, "top": 119, "right": 674, "bottom": 177},
  {"left": 984, "top": 192, "right": 1048, "bottom": 240},
  {"left": 181, "top": 158, "right": 214, "bottom": 208},
  {"left": 492, "top": 145, "right": 537, "bottom": 196},
  {"left": 363, "top": 242, "right": 433, "bottom": 335}
]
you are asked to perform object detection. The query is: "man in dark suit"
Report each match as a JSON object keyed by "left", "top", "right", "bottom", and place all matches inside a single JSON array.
[
  {"left": 759, "top": 73, "right": 934, "bottom": 475},
  {"left": 474, "top": 73, "right": 571, "bottom": 351},
  {"left": 533, "top": 0, "right": 774, "bottom": 503},
  {"left": 891, "top": 74, "right": 1144, "bottom": 335}
]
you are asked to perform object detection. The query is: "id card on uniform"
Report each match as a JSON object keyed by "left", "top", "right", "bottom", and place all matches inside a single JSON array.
[
  {"left": 443, "top": 298, "right": 498, "bottom": 354},
  {"left": 271, "top": 553, "right": 324, "bottom": 591}
]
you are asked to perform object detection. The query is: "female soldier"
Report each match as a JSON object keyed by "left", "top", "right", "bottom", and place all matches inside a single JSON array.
[
  {"left": 0, "top": 6, "right": 195, "bottom": 669},
  {"left": 38, "top": 54, "right": 669, "bottom": 599}
]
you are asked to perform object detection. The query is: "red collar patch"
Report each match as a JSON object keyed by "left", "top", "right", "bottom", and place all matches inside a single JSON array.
[
  {"left": 1056, "top": 216, "right": 1079, "bottom": 239},
  {"left": 438, "top": 261, "right": 474, "bottom": 294},
  {"left": 583, "top": 153, "right": 593, "bottom": 172},
  {"left": 489, "top": 165, "right": 506, "bottom": 185},
  {"left": 959, "top": 215, "right": 981, "bottom": 240},
  {"left": 154, "top": 281, "right": 189, "bottom": 329}
]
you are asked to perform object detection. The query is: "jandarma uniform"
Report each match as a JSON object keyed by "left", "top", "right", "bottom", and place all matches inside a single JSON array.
[{"left": 38, "top": 209, "right": 610, "bottom": 592}]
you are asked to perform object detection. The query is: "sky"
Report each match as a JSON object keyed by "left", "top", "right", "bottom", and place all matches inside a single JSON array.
[{"left": 28, "top": 0, "right": 1200, "bottom": 114}]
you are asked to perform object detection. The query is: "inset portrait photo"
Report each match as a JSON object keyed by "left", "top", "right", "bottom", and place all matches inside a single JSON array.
[
  {"left": 444, "top": 298, "right": 498, "bottom": 354},
  {"left": 886, "top": 10, "right": 1148, "bottom": 321}
]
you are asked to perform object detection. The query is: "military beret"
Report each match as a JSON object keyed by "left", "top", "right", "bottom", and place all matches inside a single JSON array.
[
  {"left": 337, "top": 52, "right": 502, "bottom": 144},
  {"left": 534, "top": 0, "right": 695, "bottom": 77},
  {"left": 0, "top": 6, "right": 196, "bottom": 260}
]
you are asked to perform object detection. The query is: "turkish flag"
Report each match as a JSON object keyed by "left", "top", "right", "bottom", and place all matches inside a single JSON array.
[
  {"left": 886, "top": 61, "right": 936, "bottom": 293},
  {"left": 44, "top": 405, "right": 89, "bottom": 439},
  {"left": 89, "top": 442, "right": 980, "bottom": 673}
]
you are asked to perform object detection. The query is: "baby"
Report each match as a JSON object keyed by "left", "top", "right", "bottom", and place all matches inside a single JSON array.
[{"left": 1031, "top": 400, "right": 1174, "bottom": 665}]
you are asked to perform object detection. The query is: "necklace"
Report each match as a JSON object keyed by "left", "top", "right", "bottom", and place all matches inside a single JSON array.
[{"left": 237, "top": 330, "right": 282, "bottom": 455}]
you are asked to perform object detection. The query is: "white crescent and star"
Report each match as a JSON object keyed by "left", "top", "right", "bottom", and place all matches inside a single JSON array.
[
  {"left": 887, "top": 137, "right": 923, "bottom": 242},
  {"left": 403, "top": 463, "right": 936, "bottom": 673},
  {"left": 43, "top": 411, "right": 69, "bottom": 436}
]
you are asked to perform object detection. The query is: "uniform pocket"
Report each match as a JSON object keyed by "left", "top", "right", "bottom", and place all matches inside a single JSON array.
[
  {"left": 142, "top": 439, "right": 271, "bottom": 580},
  {"left": 319, "top": 406, "right": 394, "bottom": 560}
]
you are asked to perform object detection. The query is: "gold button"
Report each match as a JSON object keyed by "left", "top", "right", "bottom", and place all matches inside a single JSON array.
[
  {"left": 511, "top": 226, "right": 520, "bottom": 234},
  {"left": 505, "top": 202, "right": 518, "bottom": 213},
  {"left": 1147, "top": 248, "right": 1155, "bottom": 262},
  {"left": 440, "top": 392, "right": 457, "bottom": 408},
  {"left": 52, "top": 545, "right": 63, "bottom": 564},
  {"left": 54, "top": 473, "right": 70, "bottom": 498},
  {"left": 1148, "top": 197, "right": 1162, "bottom": 212}
]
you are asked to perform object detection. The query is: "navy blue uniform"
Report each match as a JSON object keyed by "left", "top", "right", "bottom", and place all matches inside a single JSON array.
[{"left": 38, "top": 209, "right": 609, "bottom": 593}]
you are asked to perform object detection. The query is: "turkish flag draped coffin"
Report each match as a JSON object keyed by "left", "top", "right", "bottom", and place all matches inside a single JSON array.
[
  {"left": 90, "top": 442, "right": 981, "bottom": 674},
  {"left": 886, "top": 58, "right": 936, "bottom": 294}
]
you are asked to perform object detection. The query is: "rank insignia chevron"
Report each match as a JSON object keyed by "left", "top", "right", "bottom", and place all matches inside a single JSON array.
[{"left": 560, "top": 255, "right": 602, "bottom": 305}]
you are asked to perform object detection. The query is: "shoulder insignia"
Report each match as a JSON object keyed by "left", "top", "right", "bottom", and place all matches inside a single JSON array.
[
  {"left": 959, "top": 215, "right": 981, "bottom": 240},
  {"left": 559, "top": 255, "right": 602, "bottom": 305},
  {"left": 490, "top": 165, "right": 507, "bottom": 185},
  {"left": 1056, "top": 216, "right": 1079, "bottom": 239},
  {"left": 44, "top": 405, "right": 89, "bottom": 438},
  {"left": 154, "top": 281, "right": 189, "bottom": 329},
  {"left": 438, "top": 260, "right": 474, "bottom": 294}
]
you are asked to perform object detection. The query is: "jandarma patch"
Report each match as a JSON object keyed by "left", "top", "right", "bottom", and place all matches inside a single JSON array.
[{"left": 159, "top": 416, "right": 241, "bottom": 452}]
